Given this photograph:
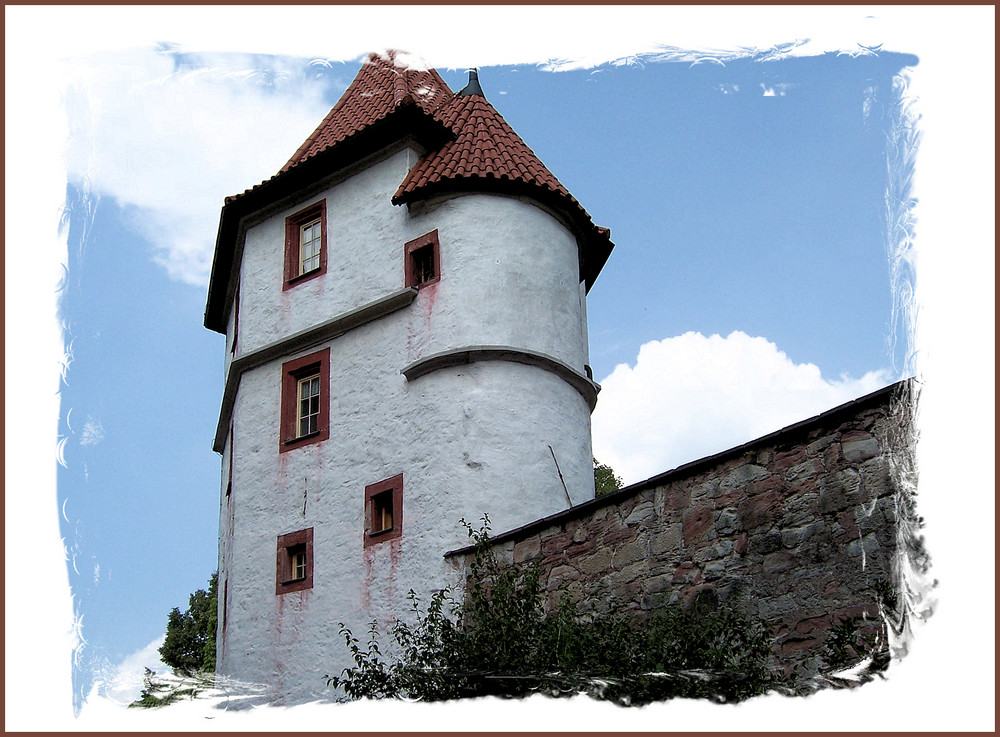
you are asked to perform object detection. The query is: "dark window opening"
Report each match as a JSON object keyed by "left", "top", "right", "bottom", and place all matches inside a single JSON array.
[
  {"left": 411, "top": 244, "right": 436, "bottom": 285},
  {"left": 371, "top": 490, "right": 394, "bottom": 534},
  {"left": 364, "top": 474, "right": 403, "bottom": 547},
  {"left": 286, "top": 543, "right": 307, "bottom": 582},
  {"left": 404, "top": 230, "right": 441, "bottom": 289}
]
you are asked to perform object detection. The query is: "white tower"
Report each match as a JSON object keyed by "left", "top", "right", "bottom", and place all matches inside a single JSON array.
[{"left": 203, "top": 52, "right": 613, "bottom": 703}]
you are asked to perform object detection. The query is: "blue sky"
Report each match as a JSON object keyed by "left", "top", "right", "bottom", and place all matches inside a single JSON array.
[
  {"left": 59, "top": 44, "right": 907, "bottom": 701},
  {"left": 6, "top": 6, "right": 994, "bottom": 731}
]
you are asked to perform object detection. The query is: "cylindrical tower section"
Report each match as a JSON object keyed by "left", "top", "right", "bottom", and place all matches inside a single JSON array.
[
  {"left": 404, "top": 193, "right": 591, "bottom": 375},
  {"left": 400, "top": 192, "right": 597, "bottom": 515}
]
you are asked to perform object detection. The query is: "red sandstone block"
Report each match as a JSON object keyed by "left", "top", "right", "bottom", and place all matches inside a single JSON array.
[
  {"left": 738, "top": 489, "right": 783, "bottom": 531},
  {"left": 734, "top": 532, "right": 749, "bottom": 557},
  {"left": 681, "top": 583, "right": 717, "bottom": 611},
  {"left": 837, "top": 508, "right": 860, "bottom": 537},
  {"left": 795, "top": 614, "right": 832, "bottom": 635},
  {"left": 540, "top": 532, "right": 573, "bottom": 557},
  {"left": 513, "top": 536, "right": 541, "bottom": 564},
  {"left": 682, "top": 504, "right": 715, "bottom": 545}
]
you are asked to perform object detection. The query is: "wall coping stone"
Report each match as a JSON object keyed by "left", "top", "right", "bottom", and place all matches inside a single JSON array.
[{"left": 444, "top": 378, "right": 911, "bottom": 559}]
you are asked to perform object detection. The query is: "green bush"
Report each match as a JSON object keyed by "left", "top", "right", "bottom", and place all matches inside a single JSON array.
[{"left": 329, "top": 518, "right": 776, "bottom": 704}]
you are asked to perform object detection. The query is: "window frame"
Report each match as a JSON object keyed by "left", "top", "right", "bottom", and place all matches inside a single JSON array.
[
  {"left": 364, "top": 473, "right": 403, "bottom": 548},
  {"left": 404, "top": 230, "right": 441, "bottom": 289},
  {"left": 279, "top": 348, "right": 330, "bottom": 453},
  {"left": 275, "top": 527, "right": 314, "bottom": 595},
  {"left": 283, "top": 200, "right": 328, "bottom": 290},
  {"left": 296, "top": 373, "right": 321, "bottom": 438}
]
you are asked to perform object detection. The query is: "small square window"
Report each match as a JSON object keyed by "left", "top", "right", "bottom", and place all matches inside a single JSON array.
[
  {"left": 280, "top": 349, "right": 330, "bottom": 453},
  {"left": 364, "top": 474, "right": 403, "bottom": 547},
  {"left": 404, "top": 230, "right": 440, "bottom": 289},
  {"left": 276, "top": 528, "right": 313, "bottom": 595},
  {"left": 284, "top": 201, "right": 327, "bottom": 289}
]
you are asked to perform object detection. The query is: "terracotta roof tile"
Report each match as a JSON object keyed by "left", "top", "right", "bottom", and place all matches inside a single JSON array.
[
  {"left": 208, "top": 53, "right": 613, "bottom": 332},
  {"left": 280, "top": 50, "right": 453, "bottom": 174},
  {"left": 392, "top": 91, "right": 582, "bottom": 212}
]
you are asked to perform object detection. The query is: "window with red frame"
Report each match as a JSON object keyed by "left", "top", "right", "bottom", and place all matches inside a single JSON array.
[
  {"left": 364, "top": 474, "right": 403, "bottom": 547},
  {"left": 404, "top": 230, "right": 440, "bottom": 288},
  {"left": 283, "top": 201, "right": 327, "bottom": 289},
  {"left": 279, "top": 348, "right": 330, "bottom": 452},
  {"left": 275, "top": 528, "right": 313, "bottom": 595}
]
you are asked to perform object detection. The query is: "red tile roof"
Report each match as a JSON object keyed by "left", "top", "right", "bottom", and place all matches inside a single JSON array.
[
  {"left": 279, "top": 51, "right": 607, "bottom": 251},
  {"left": 280, "top": 51, "right": 454, "bottom": 174},
  {"left": 207, "top": 51, "right": 613, "bottom": 332},
  {"left": 392, "top": 92, "right": 573, "bottom": 204}
]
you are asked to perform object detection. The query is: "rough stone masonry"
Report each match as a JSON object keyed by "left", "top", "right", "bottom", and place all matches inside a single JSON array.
[{"left": 447, "top": 380, "right": 919, "bottom": 679}]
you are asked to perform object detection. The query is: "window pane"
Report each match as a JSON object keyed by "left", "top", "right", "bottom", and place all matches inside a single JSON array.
[
  {"left": 292, "top": 552, "right": 307, "bottom": 580},
  {"left": 300, "top": 220, "right": 322, "bottom": 274},
  {"left": 297, "top": 374, "right": 321, "bottom": 437}
]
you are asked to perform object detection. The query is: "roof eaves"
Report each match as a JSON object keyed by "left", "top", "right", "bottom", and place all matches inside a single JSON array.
[
  {"left": 204, "top": 101, "right": 454, "bottom": 332},
  {"left": 391, "top": 176, "right": 614, "bottom": 292}
]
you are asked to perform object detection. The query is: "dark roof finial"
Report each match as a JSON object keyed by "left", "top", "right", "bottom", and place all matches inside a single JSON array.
[{"left": 458, "top": 68, "right": 485, "bottom": 98}]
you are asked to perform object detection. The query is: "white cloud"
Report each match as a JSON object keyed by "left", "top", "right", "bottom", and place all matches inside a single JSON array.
[
  {"left": 88, "top": 636, "right": 169, "bottom": 707},
  {"left": 65, "top": 48, "right": 333, "bottom": 286},
  {"left": 592, "top": 331, "right": 892, "bottom": 484}
]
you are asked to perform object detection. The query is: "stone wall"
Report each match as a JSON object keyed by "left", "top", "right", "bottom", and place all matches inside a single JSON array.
[{"left": 447, "top": 381, "right": 914, "bottom": 677}]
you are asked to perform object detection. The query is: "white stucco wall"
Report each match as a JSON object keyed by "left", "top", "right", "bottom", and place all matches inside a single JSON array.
[{"left": 216, "top": 147, "right": 597, "bottom": 703}]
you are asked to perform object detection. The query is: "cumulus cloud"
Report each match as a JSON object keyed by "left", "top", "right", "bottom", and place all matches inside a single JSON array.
[
  {"left": 64, "top": 48, "right": 333, "bottom": 286},
  {"left": 592, "top": 331, "right": 892, "bottom": 484},
  {"left": 91, "top": 636, "right": 169, "bottom": 706}
]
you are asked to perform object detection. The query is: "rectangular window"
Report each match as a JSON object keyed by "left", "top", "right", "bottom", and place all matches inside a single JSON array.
[
  {"left": 280, "top": 348, "right": 330, "bottom": 453},
  {"left": 404, "top": 230, "right": 441, "bottom": 289},
  {"left": 372, "top": 490, "right": 393, "bottom": 533},
  {"left": 299, "top": 219, "right": 322, "bottom": 274},
  {"left": 364, "top": 474, "right": 403, "bottom": 547},
  {"left": 284, "top": 200, "right": 327, "bottom": 289},
  {"left": 276, "top": 528, "right": 313, "bottom": 595},
  {"left": 297, "top": 374, "right": 321, "bottom": 438},
  {"left": 289, "top": 544, "right": 308, "bottom": 580}
]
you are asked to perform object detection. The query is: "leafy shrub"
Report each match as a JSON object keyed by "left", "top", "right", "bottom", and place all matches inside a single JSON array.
[{"left": 329, "top": 518, "right": 775, "bottom": 705}]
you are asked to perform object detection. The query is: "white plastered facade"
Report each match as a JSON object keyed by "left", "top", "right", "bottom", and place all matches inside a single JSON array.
[{"left": 216, "top": 146, "right": 597, "bottom": 703}]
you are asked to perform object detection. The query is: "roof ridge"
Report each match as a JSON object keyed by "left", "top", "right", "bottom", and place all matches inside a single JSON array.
[{"left": 279, "top": 50, "right": 453, "bottom": 175}]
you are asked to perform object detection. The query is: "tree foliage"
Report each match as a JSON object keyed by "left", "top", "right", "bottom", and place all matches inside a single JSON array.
[
  {"left": 329, "top": 519, "right": 775, "bottom": 705},
  {"left": 158, "top": 572, "right": 218, "bottom": 675},
  {"left": 594, "top": 457, "right": 623, "bottom": 498}
]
